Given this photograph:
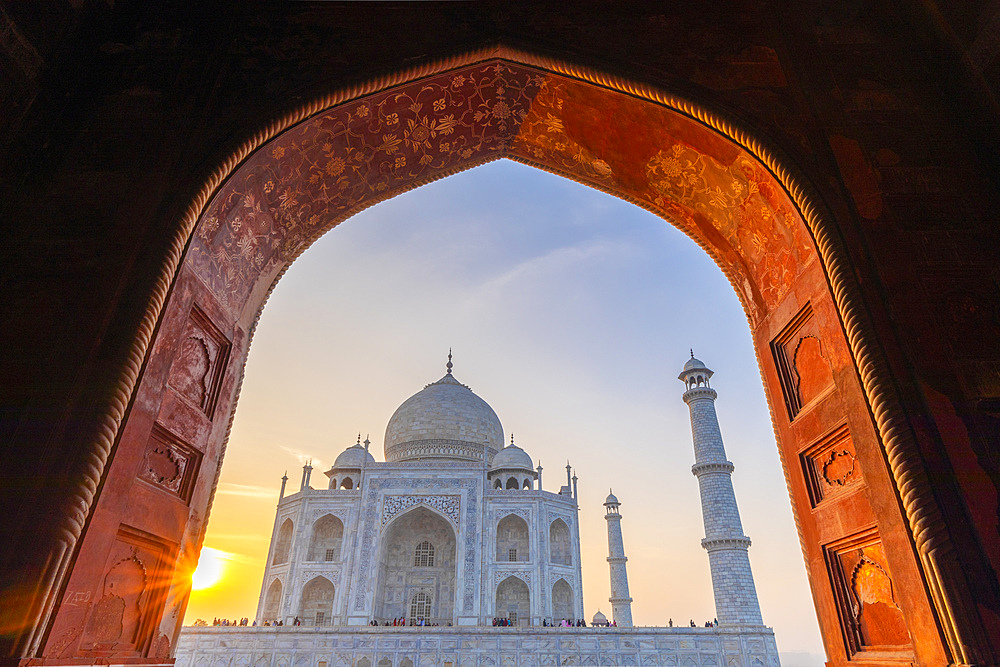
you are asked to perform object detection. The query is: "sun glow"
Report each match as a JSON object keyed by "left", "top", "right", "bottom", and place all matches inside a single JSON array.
[{"left": 191, "top": 547, "right": 228, "bottom": 591}]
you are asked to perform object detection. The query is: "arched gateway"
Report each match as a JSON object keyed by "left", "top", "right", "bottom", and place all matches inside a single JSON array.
[{"left": 34, "top": 48, "right": 978, "bottom": 667}]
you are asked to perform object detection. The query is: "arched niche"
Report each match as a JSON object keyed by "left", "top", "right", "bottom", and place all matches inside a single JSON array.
[
  {"left": 552, "top": 578, "right": 574, "bottom": 621},
  {"left": 307, "top": 514, "right": 344, "bottom": 562},
  {"left": 549, "top": 519, "right": 571, "bottom": 566},
  {"left": 495, "top": 576, "right": 530, "bottom": 626},
  {"left": 262, "top": 578, "right": 282, "bottom": 622},
  {"left": 298, "top": 576, "right": 335, "bottom": 626},
  {"left": 272, "top": 518, "right": 294, "bottom": 565},
  {"left": 374, "top": 506, "right": 455, "bottom": 624},
  {"left": 43, "top": 50, "right": 967, "bottom": 666},
  {"left": 496, "top": 514, "right": 529, "bottom": 563}
]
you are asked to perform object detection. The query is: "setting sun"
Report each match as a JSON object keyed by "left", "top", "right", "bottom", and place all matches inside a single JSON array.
[{"left": 191, "top": 547, "right": 228, "bottom": 591}]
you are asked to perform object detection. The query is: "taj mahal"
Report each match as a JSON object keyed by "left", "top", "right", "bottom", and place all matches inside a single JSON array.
[{"left": 176, "top": 354, "right": 781, "bottom": 666}]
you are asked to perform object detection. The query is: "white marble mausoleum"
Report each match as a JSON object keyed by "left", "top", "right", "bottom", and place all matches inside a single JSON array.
[
  {"left": 256, "top": 356, "right": 584, "bottom": 628},
  {"left": 176, "top": 355, "right": 781, "bottom": 667}
]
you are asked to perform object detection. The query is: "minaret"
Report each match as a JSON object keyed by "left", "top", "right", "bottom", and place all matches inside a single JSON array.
[
  {"left": 604, "top": 490, "right": 633, "bottom": 627},
  {"left": 300, "top": 459, "right": 313, "bottom": 491},
  {"left": 679, "top": 353, "right": 763, "bottom": 626}
]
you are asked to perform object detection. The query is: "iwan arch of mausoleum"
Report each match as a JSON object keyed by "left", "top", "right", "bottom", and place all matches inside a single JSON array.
[{"left": 36, "top": 47, "right": 972, "bottom": 667}]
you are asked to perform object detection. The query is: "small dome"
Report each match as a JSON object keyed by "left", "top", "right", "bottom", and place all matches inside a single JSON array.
[
  {"left": 605, "top": 491, "right": 619, "bottom": 505},
  {"left": 333, "top": 443, "right": 375, "bottom": 469},
  {"left": 491, "top": 443, "right": 533, "bottom": 471},
  {"left": 384, "top": 369, "right": 503, "bottom": 463},
  {"left": 679, "top": 352, "right": 713, "bottom": 381},
  {"left": 592, "top": 610, "right": 608, "bottom": 624},
  {"left": 684, "top": 355, "right": 708, "bottom": 371}
]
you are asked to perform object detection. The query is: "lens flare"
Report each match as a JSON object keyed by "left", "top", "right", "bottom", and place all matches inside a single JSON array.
[{"left": 191, "top": 547, "right": 228, "bottom": 591}]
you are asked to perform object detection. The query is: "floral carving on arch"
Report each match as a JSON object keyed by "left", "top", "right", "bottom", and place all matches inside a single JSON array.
[{"left": 189, "top": 59, "right": 813, "bottom": 327}]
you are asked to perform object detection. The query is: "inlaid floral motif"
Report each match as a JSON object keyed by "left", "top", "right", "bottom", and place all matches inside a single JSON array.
[
  {"left": 187, "top": 60, "right": 815, "bottom": 327},
  {"left": 190, "top": 64, "right": 545, "bottom": 314}
]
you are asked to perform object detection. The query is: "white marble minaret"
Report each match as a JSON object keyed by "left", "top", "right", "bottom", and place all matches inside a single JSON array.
[
  {"left": 604, "top": 490, "right": 633, "bottom": 627},
  {"left": 680, "top": 353, "right": 763, "bottom": 626}
]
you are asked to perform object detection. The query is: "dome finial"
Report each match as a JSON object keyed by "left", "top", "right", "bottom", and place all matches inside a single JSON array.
[
  {"left": 510, "top": 433, "right": 515, "bottom": 448},
  {"left": 690, "top": 348, "right": 694, "bottom": 359},
  {"left": 447, "top": 348, "right": 453, "bottom": 375},
  {"left": 357, "top": 433, "right": 361, "bottom": 446}
]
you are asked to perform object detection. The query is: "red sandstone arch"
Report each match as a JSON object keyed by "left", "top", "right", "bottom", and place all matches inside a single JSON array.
[{"left": 34, "top": 47, "right": 981, "bottom": 666}]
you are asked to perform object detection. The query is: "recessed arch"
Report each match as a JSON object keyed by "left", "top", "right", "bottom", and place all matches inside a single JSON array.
[
  {"left": 374, "top": 506, "right": 455, "bottom": 624},
  {"left": 552, "top": 578, "right": 574, "bottom": 621},
  {"left": 262, "top": 578, "right": 282, "bottom": 623},
  {"left": 495, "top": 575, "right": 530, "bottom": 625},
  {"left": 272, "top": 518, "right": 294, "bottom": 566},
  {"left": 307, "top": 514, "right": 344, "bottom": 562},
  {"left": 549, "top": 519, "right": 571, "bottom": 566},
  {"left": 42, "top": 47, "right": 972, "bottom": 666},
  {"left": 496, "top": 514, "right": 529, "bottom": 563},
  {"left": 298, "top": 575, "right": 336, "bottom": 626}
]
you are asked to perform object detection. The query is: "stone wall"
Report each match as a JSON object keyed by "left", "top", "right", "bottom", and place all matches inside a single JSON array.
[{"left": 176, "top": 626, "right": 780, "bottom": 667}]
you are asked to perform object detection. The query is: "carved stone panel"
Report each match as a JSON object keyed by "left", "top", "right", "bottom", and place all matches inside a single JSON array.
[
  {"left": 800, "top": 424, "right": 861, "bottom": 507},
  {"left": 382, "top": 495, "right": 461, "bottom": 528},
  {"left": 824, "top": 529, "right": 912, "bottom": 657},
  {"left": 80, "top": 526, "right": 175, "bottom": 657},
  {"left": 771, "top": 303, "right": 835, "bottom": 420},
  {"left": 138, "top": 423, "right": 202, "bottom": 503},
  {"left": 167, "top": 304, "right": 231, "bottom": 418}
]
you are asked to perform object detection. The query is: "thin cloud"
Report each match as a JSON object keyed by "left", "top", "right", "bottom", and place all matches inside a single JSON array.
[
  {"left": 279, "top": 445, "right": 322, "bottom": 468},
  {"left": 216, "top": 483, "right": 278, "bottom": 499},
  {"left": 473, "top": 238, "right": 638, "bottom": 297},
  {"left": 205, "top": 532, "right": 270, "bottom": 542},
  {"left": 200, "top": 546, "right": 256, "bottom": 565}
]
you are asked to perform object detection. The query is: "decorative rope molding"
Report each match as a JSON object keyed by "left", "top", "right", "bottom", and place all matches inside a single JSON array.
[{"left": 50, "top": 44, "right": 983, "bottom": 664}]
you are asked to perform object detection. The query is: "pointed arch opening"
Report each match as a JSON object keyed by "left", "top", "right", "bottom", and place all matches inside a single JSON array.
[
  {"left": 47, "top": 50, "right": 959, "bottom": 666},
  {"left": 307, "top": 514, "right": 344, "bottom": 562},
  {"left": 549, "top": 519, "right": 571, "bottom": 566},
  {"left": 495, "top": 576, "right": 530, "bottom": 626},
  {"left": 552, "top": 578, "right": 574, "bottom": 621},
  {"left": 272, "top": 519, "right": 294, "bottom": 565},
  {"left": 298, "top": 576, "right": 336, "bottom": 626},
  {"left": 262, "top": 578, "right": 282, "bottom": 623},
  {"left": 496, "top": 514, "right": 529, "bottom": 563},
  {"left": 374, "top": 506, "right": 455, "bottom": 624}
]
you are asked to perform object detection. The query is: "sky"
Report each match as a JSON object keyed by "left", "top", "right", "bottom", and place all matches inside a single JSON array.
[{"left": 183, "top": 160, "right": 825, "bottom": 664}]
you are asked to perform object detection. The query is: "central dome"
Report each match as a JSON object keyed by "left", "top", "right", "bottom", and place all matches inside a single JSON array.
[{"left": 384, "top": 371, "right": 504, "bottom": 463}]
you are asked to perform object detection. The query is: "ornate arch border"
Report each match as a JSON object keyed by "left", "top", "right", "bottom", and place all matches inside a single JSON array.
[
  {"left": 380, "top": 501, "right": 460, "bottom": 533},
  {"left": 49, "top": 45, "right": 976, "bottom": 662}
]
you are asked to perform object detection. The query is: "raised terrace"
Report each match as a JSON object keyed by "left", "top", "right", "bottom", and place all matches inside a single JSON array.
[{"left": 176, "top": 625, "right": 780, "bottom": 667}]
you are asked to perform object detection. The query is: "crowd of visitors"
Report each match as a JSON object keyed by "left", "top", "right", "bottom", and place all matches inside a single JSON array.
[
  {"left": 542, "top": 618, "right": 593, "bottom": 627},
  {"left": 201, "top": 616, "right": 718, "bottom": 629},
  {"left": 369, "top": 618, "right": 446, "bottom": 626},
  {"left": 212, "top": 617, "right": 254, "bottom": 626},
  {"left": 491, "top": 617, "right": 518, "bottom": 627}
]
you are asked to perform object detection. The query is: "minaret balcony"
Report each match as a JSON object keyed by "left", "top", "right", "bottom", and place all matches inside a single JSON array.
[
  {"left": 700, "top": 536, "right": 752, "bottom": 552},
  {"left": 690, "top": 460, "right": 735, "bottom": 476},
  {"left": 682, "top": 387, "right": 718, "bottom": 403}
]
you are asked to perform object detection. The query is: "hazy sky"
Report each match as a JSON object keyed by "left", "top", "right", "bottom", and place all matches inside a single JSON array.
[{"left": 185, "top": 160, "right": 824, "bottom": 662}]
